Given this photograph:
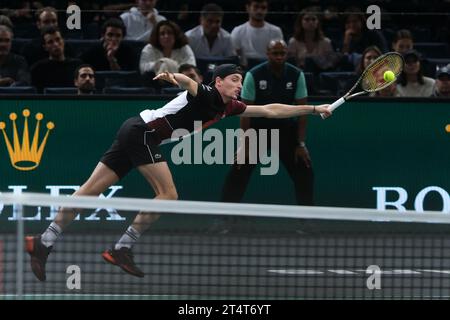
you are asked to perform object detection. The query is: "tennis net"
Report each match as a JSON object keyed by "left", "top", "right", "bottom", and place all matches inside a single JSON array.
[{"left": 1, "top": 192, "right": 450, "bottom": 300}]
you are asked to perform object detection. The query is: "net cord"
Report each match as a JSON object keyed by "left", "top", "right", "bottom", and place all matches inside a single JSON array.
[{"left": 0, "top": 192, "right": 449, "bottom": 224}]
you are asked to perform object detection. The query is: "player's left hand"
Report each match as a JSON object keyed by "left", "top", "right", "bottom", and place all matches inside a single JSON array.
[
  {"left": 295, "top": 146, "right": 312, "bottom": 168},
  {"left": 153, "top": 72, "right": 179, "bottom": 86}
]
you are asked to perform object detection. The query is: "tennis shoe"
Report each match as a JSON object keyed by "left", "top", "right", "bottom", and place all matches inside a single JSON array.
[
  {"left": 102, "top": 247, "right": 145, "bottom": 278},
  {"left": 25, "top": 235, "right": 52, "bottom": 282}
]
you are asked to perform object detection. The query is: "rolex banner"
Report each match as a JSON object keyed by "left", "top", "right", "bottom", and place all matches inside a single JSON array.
[{"left": 0, "top": 98, "right": 449, "bottom": 230}]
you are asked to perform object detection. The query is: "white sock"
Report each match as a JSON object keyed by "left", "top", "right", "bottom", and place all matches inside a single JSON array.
[
  {"left": 115, "top": 226, "right": 141, "bottom": 250},
  {"left": 41, "top": 222, "right": 62, "bottom": 248}
]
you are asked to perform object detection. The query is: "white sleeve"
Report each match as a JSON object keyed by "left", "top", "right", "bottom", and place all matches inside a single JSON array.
[
  {"left": 120, "top": 13, "right": 132, "bottom": 38},
  {"left": 179, "top": 45, "right": 197, "bottom": 66},
  {"left": 139, "top": 45, "right": 158, "bottom": 74},
  {"left": 274, "top": 26, "right": 284, "bottom": 41},
  {"left": 230, "top": 27, "right": 241, "bottom": 52}
]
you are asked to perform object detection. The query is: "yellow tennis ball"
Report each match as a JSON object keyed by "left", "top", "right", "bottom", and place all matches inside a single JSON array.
[{"left": 383, "top": 70, "right": 396, "bottom": 82}]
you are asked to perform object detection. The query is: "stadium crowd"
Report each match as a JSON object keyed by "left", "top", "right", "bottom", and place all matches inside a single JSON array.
[{"left": 0, "top": 0, "right": 449, "bottom": 97}]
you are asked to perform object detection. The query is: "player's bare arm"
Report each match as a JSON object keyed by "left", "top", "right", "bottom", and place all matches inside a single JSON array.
[
  {"left": 241, "top": 104, "right": 332, "bottom": 118},
  {"left": 153, "top": 72, "right": 199, "bottom": 96}
]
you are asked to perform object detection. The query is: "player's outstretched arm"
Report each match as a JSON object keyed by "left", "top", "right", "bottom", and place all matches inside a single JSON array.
[
  {"left": 153, "top": 72, "right": 199, "bottom": 96},
  {"left": 241, "top": 103, "right": 332, "bottom": 118}
]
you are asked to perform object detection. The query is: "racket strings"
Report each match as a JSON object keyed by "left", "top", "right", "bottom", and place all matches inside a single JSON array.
[{"left": 361, "top": 54, "right": 404, "bottom": 92}]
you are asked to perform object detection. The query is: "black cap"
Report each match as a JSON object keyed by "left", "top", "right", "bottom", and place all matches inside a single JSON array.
[
  {"left": 436, "top": 64, "right": 450, "bottom": 78},
  {"left": 403, "top": 49, "right": 422, "bottom": 61},
  {"left": 209, "top": 64, "right": 243, "bottom": 85}
]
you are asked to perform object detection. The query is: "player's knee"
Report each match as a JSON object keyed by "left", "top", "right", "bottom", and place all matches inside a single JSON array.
[
  {"left": 76, "top": 183, "right": 102, "bottom": 196},
  {"left": 161, "top": 186, "right": 178, "bottom": 200}
]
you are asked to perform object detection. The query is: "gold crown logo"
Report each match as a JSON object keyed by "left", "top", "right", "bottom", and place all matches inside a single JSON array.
[{"left": 0, "top": 109, "right": 54, "bottom": 171}]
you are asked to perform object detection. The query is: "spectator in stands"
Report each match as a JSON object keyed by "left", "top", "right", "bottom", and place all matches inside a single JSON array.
[
  {"left": 287, "top": 6, "right": 339, "bottom": 71},
  {"left": 0, "top": 25, "right": 30, "bottom": 86},
  {"left": 31, "top": 26, "right": 82, "bottom": 93},
  {"left": 0, "top": 15, "right": 13, "bottom": 29},
  {"left": 74, "top": 64, "right": 96, "bottom": 95},
  {"left": 139, "top": 20, "right": 196, "bottom": 76},
  {"left": 80, "top": 18, "right": 136, "bottom": 71},
  {"left": 341, "top": 7, "right": 388, "bottom": 54},
  {"left": 396, "top": 49, "right": 435, "bottom": 97},
  {"left": 392, "top": 29, "right": 414, "bottom": 55},
  {"left": 185, "top": 3, "right": 235, "bottom": 58},
  {"left": 21, "top": 7, "right": 74, "bottom": 67},
  {"left": 356, "top": 45, "right": 381, "bottom": 75},
  {"left": 231, "top": 0, "right": 283, "bottom": 67},
  {"left": 120, "top": 0, "right": 166, "bottom": 41},
  {"left": 431, "top": 64, "right": 450, "bottom": 97},
  {"left": 179, "top": 63, "right": 203, "bottom": 83},
  {"left": 4, "top": 0, "right": 35, "bottom": 26}
]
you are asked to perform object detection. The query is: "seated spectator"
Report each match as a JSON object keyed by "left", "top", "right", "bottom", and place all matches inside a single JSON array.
[
  {"left": 347, "top": 45, "right": 382, "bottom": 95},
  {"left": 231, "top": 0, "right": 283, "bottom": 67},
  {"left": 431, "top": 64, "right": 450, "bottom": 97},
  {"left": 396, "top": 49, "right": 435, "bottom": 97},
  {"left": 341, "top": 7, "right": 388, "bottom": 54},
  {"left": 80, "top": 18, "right": 136, "bottom": 71},
  {"left": 139, "top": 20, "right": 196, "bottom": 75},
  {"left": 4, "top": 1, "right": 35, "bottom": 26},
  {"left": 31, "top": 26, "right": 82, "bottom": 93},
  {"left": 74, "top": 64, "right": 96, "bottom": 95},
  {"left": 356, "top": 45, "right": 381, "bottom": 75},
  {"left": 392, "top": 29, "right": 414, "bottom": 55},
  {"left": 185, "top": 3, "right": 235, "bottom": 58},
  {"left": 0, "top": 25, "right": 30, "bottom": 86},
  {"left": 120, "top": 0, "right": 166, "bottom": 41},
  {"left": 287, "top": 6, "right": 339, "bottom": 71},
  {"left": 21, "top": 7, "right": 75, "bottom": 67},
  {"left": 179, "top": 63, "right": 203, "bottom": 83}
]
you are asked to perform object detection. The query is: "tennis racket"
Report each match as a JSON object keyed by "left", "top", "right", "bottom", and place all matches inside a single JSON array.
[{"left": 321, "top": 52, "right": 404, "bottom": 119}]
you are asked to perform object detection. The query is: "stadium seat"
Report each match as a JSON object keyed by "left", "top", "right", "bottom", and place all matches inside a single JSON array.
[
  {"left": 246, "top": 57, "right": 267, "bottom": 70},
  {"left": 12, "top": 23, "right": 39, "bottom": 39},
  {"left": 0, "top": 86, "right": 37, "bottom": 94},
  {"left": 65, "top": 29, "right": 84, "bottom": 39},
  {"left": 319, "top": 72, "right": 358, "bottom": 96},
  {"left": 65, "top": 39, "right": 101, "bottom": 58},
  {"left": 382, "top": 28, "right": 396, "bottom": 46},
  {"left": 410, "top": 27, "right": 433, "bottom": 42},
  {"left": 43, "top": 87, "right": 78, "bottom": 94},
  {"left": 415, "top": 43, "right": 450, "bottom": 59},
  {"left": 95, "top": 71, "right": 143, "bottom": 90},
  {"left": 83, "top": 22, "right": 101, "bottom": 39},
  {"left": 103, "top": 86, "right": 156, "bottom": 94},
  {"left": 122, "top": 40, "right": 147, "bottom": 55},
  {"left": 161, "top": 87, "right": 185, "bottom": 95}
]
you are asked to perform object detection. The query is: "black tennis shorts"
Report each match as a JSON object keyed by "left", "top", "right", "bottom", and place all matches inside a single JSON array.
[{"left": 100, "top": 116, "right": 165, "bottom": 179}]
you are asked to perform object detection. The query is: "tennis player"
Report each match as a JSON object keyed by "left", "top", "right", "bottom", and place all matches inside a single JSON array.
[{"left": 25, "top": 64, "right": 332, "bottom": 281}]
